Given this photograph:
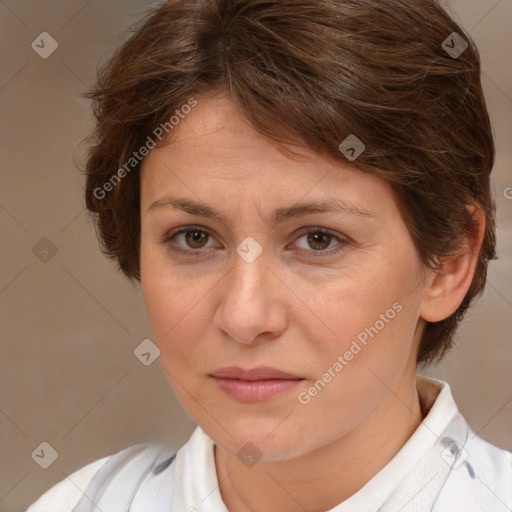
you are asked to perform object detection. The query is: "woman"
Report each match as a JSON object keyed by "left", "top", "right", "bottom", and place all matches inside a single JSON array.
[{"left": 27, "top": 0, "right": 512, "bottom": 510}]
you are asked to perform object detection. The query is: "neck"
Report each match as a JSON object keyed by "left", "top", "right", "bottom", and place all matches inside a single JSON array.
[{"left": 215, "top": 374, "right": 424, "bottom": 512}]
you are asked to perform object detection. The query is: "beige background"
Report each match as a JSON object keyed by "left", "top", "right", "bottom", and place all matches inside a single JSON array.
[{"left": 1, "top": 1, "right": 511, "bottom": 511}]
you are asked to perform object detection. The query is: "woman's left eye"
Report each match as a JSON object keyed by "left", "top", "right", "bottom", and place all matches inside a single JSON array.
[
  {"left": 292, "top": 227, "right": 347, "bottom": 257},
  {"left": 161, "top": 226, "right": 348, "bottom": 258}
]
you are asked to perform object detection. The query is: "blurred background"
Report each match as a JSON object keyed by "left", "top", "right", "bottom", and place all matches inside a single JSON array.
[{"left": 1, "top": 1, "right": 511, "bottom": 510}]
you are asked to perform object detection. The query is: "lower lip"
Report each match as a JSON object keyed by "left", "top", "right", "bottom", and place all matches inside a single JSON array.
[{"left": 212, "top": 377, "right": 304, "bottom": 402}]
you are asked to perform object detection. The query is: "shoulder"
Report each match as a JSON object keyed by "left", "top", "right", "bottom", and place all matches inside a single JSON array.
[
  {"left": 437, "top": 425, "right": 512, "bottom": 510},
  {"left": 26, "top": 454, "right": 110, "bottom": 512},
  {"left": 413, "top": 377, "right": 512, "bottom": 510},
  {"left": 465, "top": 432, "right": 512, "bottom": 484},
  {"left": 26, "top": 442, "right": 177, "bottom": 512}
]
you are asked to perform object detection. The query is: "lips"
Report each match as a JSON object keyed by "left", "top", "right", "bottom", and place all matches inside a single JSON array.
[
  {"left": 210, "top": 366, "right": 303, "bottom": 381},
  {"left": 210, "top": 366, "right": 305, "bottom": 402}
]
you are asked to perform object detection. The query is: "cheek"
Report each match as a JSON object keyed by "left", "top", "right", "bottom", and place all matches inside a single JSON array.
[
  {"left": 295, "top": 302, "right": 416, "bottom": 440},
  {"left": 301, "top": 258, "right": 418, "bottom": 384},
  {"left": 140, "top": 262, "right": 217, "bottom": 368},
  {"left": 301, "top": 264, "right": 403, "bottom": 343}
]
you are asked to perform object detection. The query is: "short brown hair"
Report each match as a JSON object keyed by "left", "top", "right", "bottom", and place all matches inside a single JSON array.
[{"left": 82, "top": 0, "right": 497, "bottom": 365}]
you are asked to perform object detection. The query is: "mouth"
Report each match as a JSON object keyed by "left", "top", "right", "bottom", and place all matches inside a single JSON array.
[{"left": 210, "top": 366, "right": 305, "bottom": 403}]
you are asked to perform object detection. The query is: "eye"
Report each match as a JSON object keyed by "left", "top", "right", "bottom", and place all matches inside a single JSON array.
[
  {"left": 160, "top": 225, "right": 348, "bottom": 259},
  {"left": 292, "top": 227, "right": 348, "bottom": 258},
  {"left": 161, "top": 225, "right": 218, "bottom": 257}
]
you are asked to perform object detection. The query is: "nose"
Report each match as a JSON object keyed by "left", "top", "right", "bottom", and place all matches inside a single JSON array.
[{"left": 213, "top": 247, "right": 287, "bottom": 345}]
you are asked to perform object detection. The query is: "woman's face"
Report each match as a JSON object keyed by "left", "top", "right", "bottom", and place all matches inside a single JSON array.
[{"left": 139, "top": 93, "right": 430, "bottom": 461}]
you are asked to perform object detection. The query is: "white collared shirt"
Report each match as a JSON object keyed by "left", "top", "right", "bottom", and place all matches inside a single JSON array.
[{"left": 26, "top": 377, "right": 512, "bottom": 511}]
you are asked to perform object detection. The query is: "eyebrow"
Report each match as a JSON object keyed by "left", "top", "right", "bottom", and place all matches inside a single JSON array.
[{"left": 147, "top": 196, "right": 375, "bottom": 224}]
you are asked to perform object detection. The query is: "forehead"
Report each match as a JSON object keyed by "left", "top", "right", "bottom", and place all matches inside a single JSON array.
[
  {"left": 143, "top": 94, "right": 324, "bottom": 175},
  {"left": 139, "top": 94, "right": 396, "bottom": 220}
]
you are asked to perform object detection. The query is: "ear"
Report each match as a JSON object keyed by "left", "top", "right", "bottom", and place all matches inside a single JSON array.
[{"left": 419, "top": 204, "right": 485, "bottom": 323}]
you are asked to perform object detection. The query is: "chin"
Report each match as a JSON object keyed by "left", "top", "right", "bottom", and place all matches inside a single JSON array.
[{"left": 211, "top": 417, "right": 311, "bottom": 462}]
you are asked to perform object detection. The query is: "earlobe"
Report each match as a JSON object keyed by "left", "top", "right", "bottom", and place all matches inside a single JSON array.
[{"left": 419, "top": 204, "right": 485, "bottom": 323}]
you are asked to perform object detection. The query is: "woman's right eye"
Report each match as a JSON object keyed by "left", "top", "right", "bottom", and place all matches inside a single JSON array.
[{"left": 162, "top": 226, "right": 217, "bottom": 256}]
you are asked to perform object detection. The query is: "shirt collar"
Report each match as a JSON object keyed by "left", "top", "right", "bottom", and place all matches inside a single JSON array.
[{"left": 328, "top": 376, "right": 459, "bottom": 511}]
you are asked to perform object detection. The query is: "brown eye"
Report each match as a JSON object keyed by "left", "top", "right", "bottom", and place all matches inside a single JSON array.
[
  {"left": 162, "top": 225, "right": 348, "bottom": 260},
  {"left": 183, "top": 229, "right": 209, "bottom": 249},
  {"left": 293, "top": 227, "right": 348, "bottom": 258},
  {"left": 306, "top": 231, "right": 332, "bottom": 251},
  {"left": 162, "top": 226, "right": 217, "bottom": 257}
]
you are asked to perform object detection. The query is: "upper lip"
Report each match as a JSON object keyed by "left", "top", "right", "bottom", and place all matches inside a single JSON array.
[{"left": 211, "top": 366, "right": 303, "bottom": 380}]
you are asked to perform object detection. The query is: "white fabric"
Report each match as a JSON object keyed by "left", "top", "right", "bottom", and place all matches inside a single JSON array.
[{"left": 26, "top": 376, "right": 512, "bottom": 512}]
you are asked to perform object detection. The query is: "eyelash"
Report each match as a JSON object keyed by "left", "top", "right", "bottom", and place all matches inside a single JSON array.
[{"left": 160, "top": 225, "right": 349, "bottom": 259}]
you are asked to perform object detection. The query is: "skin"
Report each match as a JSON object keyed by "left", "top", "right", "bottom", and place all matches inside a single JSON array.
[{"left": 139, "top": 91, "right": 485, "bottom": 512}]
